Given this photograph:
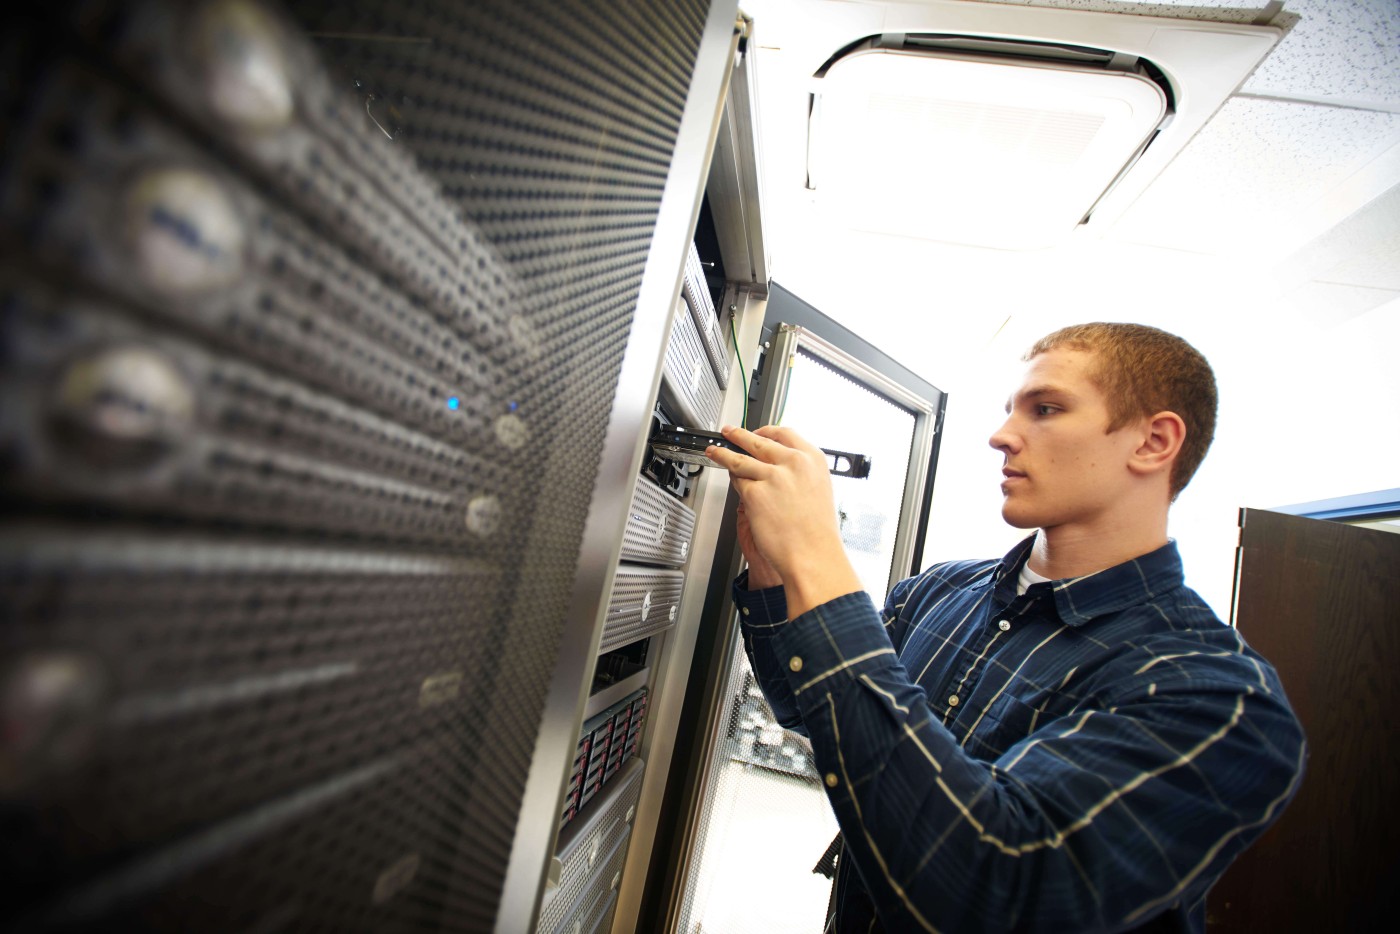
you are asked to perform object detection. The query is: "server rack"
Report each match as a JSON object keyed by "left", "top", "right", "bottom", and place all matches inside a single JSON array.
[
  {"left": 0, "top": 1, "right": 755, "bottom": 932},
  {"left": 515, "top": 10, "right": 769, "bottom": 934}
]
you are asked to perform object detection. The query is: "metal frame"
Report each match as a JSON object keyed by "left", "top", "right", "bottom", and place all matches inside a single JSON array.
[
  {"left": 619, "top": 20, "right": 778, "bottom": 928},
  {"left": 705, "top": 11, "right": 769, "bottom": 297},
  {"left": 647, "top": 287, "right": 771, "bottom": 934},
  {"left": 1269, "top": 488, "right": 1400, "bottom": 522},
  {"left": 494, "top": 3, "right": 743, "bottom": 929},
  {"left": 759, "top": 282, "right": 948, "bottom": 573},
  {"left": 609, "top": 292, "right": 760, "bottom": 931}
]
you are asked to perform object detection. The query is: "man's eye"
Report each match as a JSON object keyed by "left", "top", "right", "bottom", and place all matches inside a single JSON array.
[{"left": 1036, "top": 404, "right": 1058, "bottom": 416}]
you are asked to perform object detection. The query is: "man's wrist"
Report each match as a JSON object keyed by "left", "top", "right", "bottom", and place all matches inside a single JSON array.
[
  {"left": 779, "top": 549, "right": 864, "bottom": 618},
  {"left": 746, "top": 564, "right": 783, "bottom": 590}
]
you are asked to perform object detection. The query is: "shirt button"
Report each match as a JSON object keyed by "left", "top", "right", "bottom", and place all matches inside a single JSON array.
[
  {"left": 789, "top": 656, "right": 803, "bottom": 672},
  {"left": 825, "top": 773, "right": 839, "bottom": 788},
  {"left": 741, "top": 607, "right": 750, "bottom": 617},
  {"left": 998, "top": 619, "right": 1011, "bottom": 632},
  {"left": 948, "top": 695, "right": 960, "bottom": 707}
]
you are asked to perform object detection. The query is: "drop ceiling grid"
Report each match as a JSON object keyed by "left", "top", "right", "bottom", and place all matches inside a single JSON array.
[{"left": 1106, "top": 96, "right": 1400, "bottom": 254}]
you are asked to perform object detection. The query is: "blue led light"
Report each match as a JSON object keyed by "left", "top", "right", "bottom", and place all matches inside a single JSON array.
[{"left": 446, "top": 396, "right": 461, "bottom": 410}]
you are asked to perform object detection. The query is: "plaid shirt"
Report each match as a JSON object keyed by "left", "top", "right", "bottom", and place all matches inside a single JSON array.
[{"left": 734, "top": 537, "right": 1305, "bottom": 933}]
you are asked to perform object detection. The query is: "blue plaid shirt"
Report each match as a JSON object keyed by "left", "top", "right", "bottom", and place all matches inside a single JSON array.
[{"left": 734, "top": 537, "right": 1305, "bottom": 933}]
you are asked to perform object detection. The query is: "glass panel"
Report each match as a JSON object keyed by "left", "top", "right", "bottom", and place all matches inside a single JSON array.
[
  {"left": 676, "top": 345, "right": 920, "bottom": 933},
  {"left": 779, "top": 347, "right": 918, "bottom": 595}
]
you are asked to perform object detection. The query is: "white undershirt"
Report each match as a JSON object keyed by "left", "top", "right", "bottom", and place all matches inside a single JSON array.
[{"left": 1017, "top": 561, "right": 1051, "bottom": 596}]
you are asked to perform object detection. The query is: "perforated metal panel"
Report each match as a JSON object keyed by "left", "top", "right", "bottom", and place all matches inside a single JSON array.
[
  {"left": 548, "top": 826, "right": 632, "bottom": 934},
  {"left": 0, "top": 280, "right": 513, "bottom": 547},
  {"left": 539, "top": 759, "right": 643, "bottom": 933},
  {"left": 682, "top": 243, "right": 730, "bottom": 389},
  {"left": 0, "top": 0, "right": 713, "bottom": 929},
  {"left": 600, "top": 566, "right": 686, "bottom": 653},
  {"left": 583, "top": 890, "right": 621, "bottom": 934},
  {"left": 593, "top": 892, "right": 621, "bottom": 934},
  {"left": 659, "top": 294, "right": 725, "bottom": 429},
  {"left": 620, "top": 473, "right": 697, "bottom": 568}
]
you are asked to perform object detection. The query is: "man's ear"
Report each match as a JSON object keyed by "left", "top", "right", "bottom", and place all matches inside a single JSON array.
[{"left": 1127, "top": 411, "right": 1186, "bottom": 480}]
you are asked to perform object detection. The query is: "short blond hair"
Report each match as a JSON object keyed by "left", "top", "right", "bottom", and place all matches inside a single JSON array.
[{"left": 1026, "top": 323, "right": 1217, "bottom": 499}]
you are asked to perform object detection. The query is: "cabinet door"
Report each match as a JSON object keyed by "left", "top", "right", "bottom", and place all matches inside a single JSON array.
[
  {"left": 1208, "top": 508, "right": 1400, "bottom": 932},
  {"left": 0, "top": 1, "right": 727, "bottom": 930},
  {"left": 663, "top": 282, "right": 947, "bottom": 934}
]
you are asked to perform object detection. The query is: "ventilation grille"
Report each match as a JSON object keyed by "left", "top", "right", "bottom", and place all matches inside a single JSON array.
[
  {"left": 539, "top": 760, "right": 643, "bottom": 933},
  {"left": 682, "top": 243, "right": 730, "bottom": 388},
  {"left": 0, "top": 282, "right": 515, "bottom": 547},
  {"left": 601, "top": 567, "right": 686, "bottom": 653},
  {"left": 620, "top": 474, "right": 697, "bottom": 567},
  {"left": 549, "top": 827, "right": 631, "bottom": 934},
  {"left": 659, "top": 296, "right": 724, "bottom": 429}
]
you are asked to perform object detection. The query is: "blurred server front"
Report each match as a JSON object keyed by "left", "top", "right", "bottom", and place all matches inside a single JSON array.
[{"left": 0, "top": 1, "right": 748, "bottom": 932}]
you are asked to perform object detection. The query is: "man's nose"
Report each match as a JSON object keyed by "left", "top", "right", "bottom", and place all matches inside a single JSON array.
[{"left": 989, "top": 417, "right": 1019, "bottom": 453}]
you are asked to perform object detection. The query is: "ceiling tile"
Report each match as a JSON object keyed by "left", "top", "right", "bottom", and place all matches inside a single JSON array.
[
  {"left": 1243, "top": 0, "right": 1400, "bottom": 106},
  {"left": 953, "top": 0, "right": 1258, "bottom": 24},
  {"left": 969, "top": 1, "right": 1400, "bottom": 107},
  {"left": 1108, "top": 96, "right": 1400, "bottom": 254}
]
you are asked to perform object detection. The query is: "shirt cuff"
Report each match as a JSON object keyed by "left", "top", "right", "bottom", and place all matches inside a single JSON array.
[
  {"left": 770, "top": 590, "right": 900, "bottom": 700},
  {"left": 732, "top": 570, "right": 790, "bottom": 635}
]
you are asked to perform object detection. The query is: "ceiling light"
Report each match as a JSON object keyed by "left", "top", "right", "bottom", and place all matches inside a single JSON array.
[{"left": 809, "top": 47, "right": 1167, "bottom": 250}]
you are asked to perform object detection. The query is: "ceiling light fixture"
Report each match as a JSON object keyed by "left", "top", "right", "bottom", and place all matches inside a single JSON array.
[{"left": 796, "top": 3, "right": 1283, "bottom": 251}]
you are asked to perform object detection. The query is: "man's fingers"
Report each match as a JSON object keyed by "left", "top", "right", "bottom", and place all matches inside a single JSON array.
[
  {"left": 720, "top": 424, "right": 797, "bottom": 464},
  {"left": 752, "top": 424, "right": 823, "bottom": 458},
  {"left": 705, "top": 444, "right": 768, "bottom": 480}
]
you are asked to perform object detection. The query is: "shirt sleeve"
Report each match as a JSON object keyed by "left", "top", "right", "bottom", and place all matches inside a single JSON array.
[
  {"left": 732, "top": 571, "right": 916, "bottom": 739},
  {"left": 755, "top": 587, "right": 1307, "bottom": 934}
]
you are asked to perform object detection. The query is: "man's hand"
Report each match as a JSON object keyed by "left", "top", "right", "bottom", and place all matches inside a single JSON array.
[
  {"left": 736, "top": 501, "right": 782, "bottom": 589},
  {"left": 707, "top": 424, "right": 863, "bottom": 617}
]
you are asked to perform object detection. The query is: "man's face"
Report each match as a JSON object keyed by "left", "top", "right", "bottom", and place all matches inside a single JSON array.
[{"left": 989, "top": 347, "right": 1145, "bottom": 531}]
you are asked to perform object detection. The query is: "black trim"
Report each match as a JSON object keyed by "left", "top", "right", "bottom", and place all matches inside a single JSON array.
[{"left": 763, "top": 282, "right": 944, "bottom": 406}]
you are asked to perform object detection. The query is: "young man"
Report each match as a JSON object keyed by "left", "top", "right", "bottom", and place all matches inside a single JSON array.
[{"left": 705, "top": 323, "right": 1305, "bottom": 933}]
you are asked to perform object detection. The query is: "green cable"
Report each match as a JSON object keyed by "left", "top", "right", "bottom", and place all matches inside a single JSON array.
[{"left": 729, "top": 313, "right": 748, "bottom": 429}]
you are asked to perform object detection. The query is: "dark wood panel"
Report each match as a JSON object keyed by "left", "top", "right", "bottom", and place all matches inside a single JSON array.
[{"left": 1208, "top": 509, "right": 1400, "bottom": 932}]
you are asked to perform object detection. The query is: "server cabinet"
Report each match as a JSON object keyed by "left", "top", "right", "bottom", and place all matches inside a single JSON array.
[{"left": 0, "top": 1, "right": 743, "bottom": 931}]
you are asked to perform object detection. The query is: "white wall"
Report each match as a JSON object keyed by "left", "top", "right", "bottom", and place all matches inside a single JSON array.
[{"left": 770, "top": 224, "right": 1400, "bottom": 619}]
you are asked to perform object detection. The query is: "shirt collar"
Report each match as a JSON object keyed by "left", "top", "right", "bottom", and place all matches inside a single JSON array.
[{"left": 993, "top": 536, "right": 1185, "bottom": 627}]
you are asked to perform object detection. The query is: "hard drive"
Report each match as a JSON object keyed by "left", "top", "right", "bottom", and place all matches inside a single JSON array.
[
  {"left": 648, "top": 426, "right": 746, "bottom": 467},
  {"left": 649, "top": 426, "right": 873, "bottom": 478}
]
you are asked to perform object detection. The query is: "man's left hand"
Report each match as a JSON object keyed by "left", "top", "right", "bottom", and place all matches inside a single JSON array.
[{"left": 706, "top": 424, "right": 863, "bottom": 617}]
